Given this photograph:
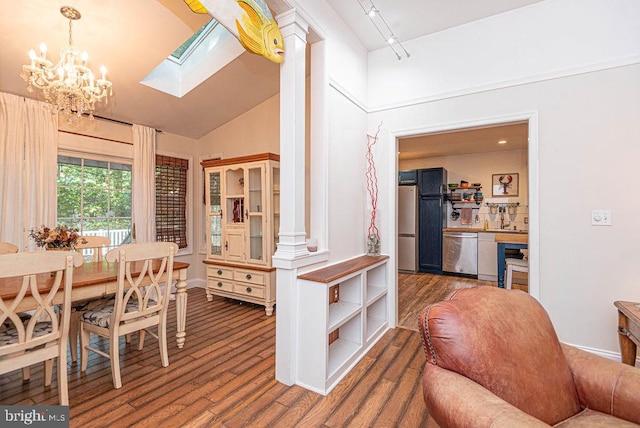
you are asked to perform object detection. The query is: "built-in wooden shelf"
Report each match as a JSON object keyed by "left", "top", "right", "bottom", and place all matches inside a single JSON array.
[
  {"left": 298, "top": 255, "right": 389, "bottom": 283},
  {"left": 296, "top": 254, "right": 390, "bottom": 395}
]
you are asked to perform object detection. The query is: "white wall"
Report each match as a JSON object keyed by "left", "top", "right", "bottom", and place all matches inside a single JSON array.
[
  {"left": 197, "top": 94, "right": 280, "bottom": 158},
  {"left": 369, "top": 0, "right": 640, "bottom": 356},
  {"left": 326, "top": 90, "right": 368, "bottom": 260},
  {"left": 368, "top": 0, "right": 640, "bottom": 110}
]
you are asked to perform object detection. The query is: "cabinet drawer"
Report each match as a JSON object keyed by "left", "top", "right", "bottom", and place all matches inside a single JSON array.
[
  {"left": 233, "top": 283, "right": 265, "bottom": 298},
  {"left": 207, "top": 266, "right": 234, "bottom": 280},
  {"left": 234, "top": 269, "right": 265, "bottom": 286},
  {"left": 207, "top": 278, "right": 234, "bottom": 292}
]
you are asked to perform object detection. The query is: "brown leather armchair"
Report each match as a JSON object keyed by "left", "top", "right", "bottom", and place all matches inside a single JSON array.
[{"left": 418, "top": 286, "right": 640, "bottom": 427}]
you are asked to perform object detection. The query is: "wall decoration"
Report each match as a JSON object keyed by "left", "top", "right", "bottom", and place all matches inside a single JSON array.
[
  {"left": 492, "top": 173, "right": 519, "bottom": 197},
  {"left": 184, "top": 0, "right": 285, "bottom": 64}
]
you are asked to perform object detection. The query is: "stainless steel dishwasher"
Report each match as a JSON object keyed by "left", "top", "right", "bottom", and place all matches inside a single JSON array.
[{"left": 442, "top": 231, "right": 478, "bottom": 276}]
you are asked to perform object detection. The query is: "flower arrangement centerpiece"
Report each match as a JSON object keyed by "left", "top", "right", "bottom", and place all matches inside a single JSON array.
[{"left": 29, "top": 225, "right": 85, "bottom": 250}]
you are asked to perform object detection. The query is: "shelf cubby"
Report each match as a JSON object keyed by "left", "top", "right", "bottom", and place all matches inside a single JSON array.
[
  {"left": 366, "top": 295, "right": 387, "bottom": 341},
  {"left": 365, "top": 263, "right": 387, "bottom": 305},
  {"left": 297, "top": 255, "right": 389, "bottom": 395},
  {"left": 328, "top": 313, "right": 362, "bottom": 378}
]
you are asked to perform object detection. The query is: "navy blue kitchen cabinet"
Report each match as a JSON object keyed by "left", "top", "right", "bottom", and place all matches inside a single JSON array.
[{"left": 417, "top": 168, "right": 447, "bottom": 273}]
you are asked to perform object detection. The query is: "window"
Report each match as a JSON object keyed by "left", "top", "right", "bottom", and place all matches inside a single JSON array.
[
  {"left": 57, "top": 155, "right": 132, "bottom": 247},
  {"left": 155, "top": 154, "right": 188, "bottom": 249}
]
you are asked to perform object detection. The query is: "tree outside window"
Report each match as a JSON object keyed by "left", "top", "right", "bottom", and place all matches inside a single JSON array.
[{"left": 57, "top": 155, "right": 132, "bottom": 247}]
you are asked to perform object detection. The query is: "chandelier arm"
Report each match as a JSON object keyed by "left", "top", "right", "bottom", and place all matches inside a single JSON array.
[{"left": 68, "top": 17, "right": 74, "bottom": 47}]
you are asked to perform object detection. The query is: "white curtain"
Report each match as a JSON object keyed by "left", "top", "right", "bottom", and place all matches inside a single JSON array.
[
  {"left": 132, "top": 124, "right": 156, "bottom": 242},
  {"left": 0, "top": 92, "right": 58, "bottom": 250}
]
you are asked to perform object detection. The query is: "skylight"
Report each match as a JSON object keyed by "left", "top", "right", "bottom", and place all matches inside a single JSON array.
[
  {"left": 140, "top": 18, "right": 245, "bottom": 98},
  {"left": 169, "top": 20, "right": 216, "bottom": 64}
]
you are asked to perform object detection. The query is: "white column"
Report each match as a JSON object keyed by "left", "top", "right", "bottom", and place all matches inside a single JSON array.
[
  {"left": 273, "top": 9, "right": 309, "bottom": 386},
  {"left": 275, "top": 10, "right": 309, "bottom": 259}
]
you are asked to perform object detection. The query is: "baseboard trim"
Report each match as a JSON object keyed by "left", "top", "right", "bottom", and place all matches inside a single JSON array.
[
  {"left": 188, "top": 278, "right": 206, "bottom": 289},
  {"left": 565, "top": 342, "right": 639, "bottom": 367}
]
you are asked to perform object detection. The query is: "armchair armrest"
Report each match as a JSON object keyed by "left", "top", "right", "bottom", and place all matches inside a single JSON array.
[
  {"left": 562, "top": 344, "right": 640, "bottom": 424},
  {"left": 422, "top": 364, "right": 549, "bottom": 428}
]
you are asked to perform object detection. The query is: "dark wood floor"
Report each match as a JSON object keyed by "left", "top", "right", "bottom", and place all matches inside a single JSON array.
[{"left": 1, "top": 273, "right": 497, "bottom": 427}]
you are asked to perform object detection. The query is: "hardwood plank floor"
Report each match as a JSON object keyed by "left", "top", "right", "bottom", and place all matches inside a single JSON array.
[
  {"left": 397, "top": 272, "right": 497, "bottom": 331},
  {"left": 1, "top": 273, "right": 505, "bottom": 427}
]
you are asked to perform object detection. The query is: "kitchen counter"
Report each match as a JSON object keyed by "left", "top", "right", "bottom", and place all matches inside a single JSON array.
[{"left": 443, "top": 228, "right": 528, "bottom": 235}]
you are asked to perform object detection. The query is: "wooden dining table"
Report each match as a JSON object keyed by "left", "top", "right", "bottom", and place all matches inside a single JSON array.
[{"left": 0, "top": 260, "right": 190, "bottom": 348}]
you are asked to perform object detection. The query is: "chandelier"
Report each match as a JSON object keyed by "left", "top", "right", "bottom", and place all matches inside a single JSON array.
[{"left": 20, "top": 6, "right": 112, "bottom": 119}]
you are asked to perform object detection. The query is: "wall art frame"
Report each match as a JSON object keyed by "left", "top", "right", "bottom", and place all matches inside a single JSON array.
[{"left": 492, "top": 173, "right": 519, "bottom": 197}]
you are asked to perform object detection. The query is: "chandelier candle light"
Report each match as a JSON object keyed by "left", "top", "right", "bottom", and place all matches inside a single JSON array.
[{"left": 21, "top": 6, "right": 112, "bottom": 119}]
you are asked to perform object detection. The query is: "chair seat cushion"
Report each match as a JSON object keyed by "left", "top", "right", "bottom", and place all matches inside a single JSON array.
[
  {"left": 81, "top": 300, "right": 140, "bottom": 328},
  {"left": 506, "top": 258, "right": 528, "bottom": 267},
  {"left": 71, "top": 296, "right": 115, "bottom": 312},
  {"left": 0, "top": 322, "right": 52, "bottom": 347},
  {"left": 554, "top": 408, "right": 639, "bottom": 427}
]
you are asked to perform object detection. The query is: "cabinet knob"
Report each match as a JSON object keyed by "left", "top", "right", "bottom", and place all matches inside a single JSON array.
[
  {"left": 217, "top": 269, "right": 223, "bottom": 275},
  {"left": 246, "top": 287, "right": 252, "bottom": 293},
  {"left": 246, "top": 274, "right": 252, "bottom": 280},
  {"left": 217, "top": 281, "right": 223, "bottom": 287}
]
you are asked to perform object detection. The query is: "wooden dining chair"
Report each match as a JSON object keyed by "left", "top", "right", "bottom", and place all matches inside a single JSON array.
[
  {"left": 0, "top": 251, "right": 84, "bottom": 405},
  {"left": 505, "top": 258, "right": 529, "bottom": 290},
  {"left": 506, "top": 250, "right": 529, "bottom": 290},
  {"left": 68, "top": 235, "right": 112, "bottom": 363},
  {"left": 80, "top": 242, "right": 178, "bottom": 389},
  {"left": 75, "top": 235, "right": 111, "bottom": 262},
  {"left": 0, "top": 241, "right": 19, "bottom": 255}
]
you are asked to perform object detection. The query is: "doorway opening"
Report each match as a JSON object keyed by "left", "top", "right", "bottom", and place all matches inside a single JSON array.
[{"left": 394, "top": 117, "right": 535, "bottom": 330}]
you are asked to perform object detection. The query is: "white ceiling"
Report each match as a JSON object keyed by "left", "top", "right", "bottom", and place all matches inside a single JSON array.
[
  {"left": 398, "top": 122, "right": 529, "bottom": 161},
  {"left": 325, "top": 0, "right": 544, "bottom": 51},
  {"left": 0, "top": 0, "right": 543, "bottom": 140}
]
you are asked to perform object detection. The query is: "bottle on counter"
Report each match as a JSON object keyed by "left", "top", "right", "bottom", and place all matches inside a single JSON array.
[{"left": 483, "top": 219, "right": 489, "bottom": 230}]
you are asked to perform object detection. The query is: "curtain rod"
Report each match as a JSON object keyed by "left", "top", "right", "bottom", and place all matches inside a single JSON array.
[
  {"left": 89, "top": 113, "right": 162, "bottom": 133},
  {"left": 59, "top": 129, "right": 132, "bottom": 145}
]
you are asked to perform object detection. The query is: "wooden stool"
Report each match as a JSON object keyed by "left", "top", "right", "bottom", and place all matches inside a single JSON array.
[{"left": 506, "top": 258, "right": 528, "bottom": 290}]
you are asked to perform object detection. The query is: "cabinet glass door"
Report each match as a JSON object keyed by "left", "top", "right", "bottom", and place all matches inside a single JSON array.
[
  {"left": 207, "top": 170, "right": 222, "bottom": 258},
  {"left": 225, "top": 167, "right": 245, "bottom": 225},
  {"left": 247, "top": 165, "right": 264, "bottom": 262}
]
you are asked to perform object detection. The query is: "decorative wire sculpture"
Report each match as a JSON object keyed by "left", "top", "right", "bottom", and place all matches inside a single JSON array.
[{"left": 366, "top": 123, "right": 382, "bottom": 255}]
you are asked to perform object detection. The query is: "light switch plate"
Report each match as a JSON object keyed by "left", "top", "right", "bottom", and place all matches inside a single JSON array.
[{"left": 591, "top": 210, "right": 612, "bottom": 226}]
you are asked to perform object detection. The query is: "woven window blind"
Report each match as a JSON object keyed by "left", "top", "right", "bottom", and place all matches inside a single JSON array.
[{"left": 155, "top": 155, "right": 188, "bottom": 248}]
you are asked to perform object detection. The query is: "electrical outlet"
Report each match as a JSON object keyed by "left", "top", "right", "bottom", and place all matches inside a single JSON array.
[
  {"left": 591, "top": 210, "right": 612, "bottom": 226},
  {"left": 524, "top": 217, "right": 528, "bottom": 224}
]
